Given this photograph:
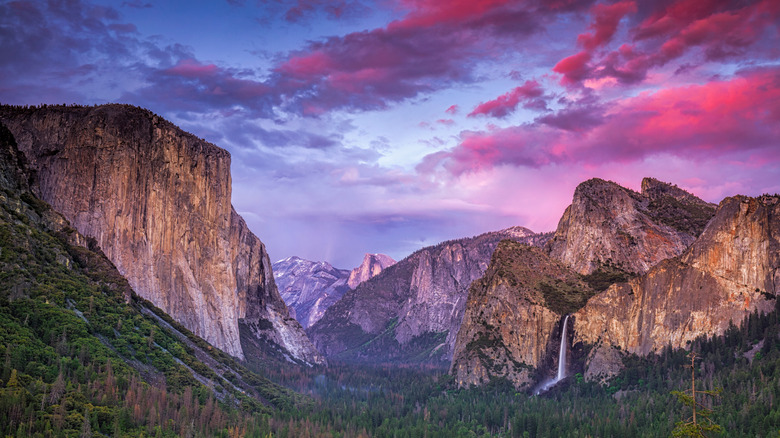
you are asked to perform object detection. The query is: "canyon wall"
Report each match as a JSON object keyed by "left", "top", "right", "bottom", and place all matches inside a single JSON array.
[
  {"left": 574, "top": 194, "right": 778, "bottom": 380},
  {"left": 450, "top": 241, "right": 590, "bottom": 388},
  {"left": 0, "top": 104, "right": 323, "bottom": 364}
]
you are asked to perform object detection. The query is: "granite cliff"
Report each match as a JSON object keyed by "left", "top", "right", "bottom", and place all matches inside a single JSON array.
[
  {"left": 448, "top": 178, "right": 775, "bottom": 389},
  {"left": 546, "top": 177, "right": 716, "bottom": 275},
  {"left": 307, "top": 227, "right": 551, "bottom": 364},
  {"left": 347, "top": 253, "right": 396, "bottom": 289},
  {"left": 0, "top": 122, "right": 303, "bottom": 413},
  {"left": 0, "top": 104, "right": 323, "bottom": 365},
  {"left": 273, "top": 256, "right": 351, "bottom": 328},
  {"left": 450, "top": 241, "right": 594, "bottom": 388},
  {"left": 574, "top": 194, "right": 778, "bottom": 381}
]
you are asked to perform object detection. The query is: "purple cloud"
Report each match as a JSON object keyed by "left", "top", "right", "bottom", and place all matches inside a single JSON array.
[{"left": 468, "top": 80, "right": 548, "bottom": 118}]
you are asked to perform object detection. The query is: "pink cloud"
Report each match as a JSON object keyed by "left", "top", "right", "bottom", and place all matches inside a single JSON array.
[
  {"left": 634, "top": 0, "right": 736, "bottom": 40},
  {"left": 277, "top": 50, "right": 333, "bottom": 77},
  {"left": 555, "top": 0, "right": 780, "bottom": 86},
  {"left": 422, "top": 67, "right": 780, "bottom": 174},
  {"left": 468, "top": 80, "right": 546, "bottom": 118},
  {"left": 553, "top": 51, "right": 592, "bottom": 85},
  {"left": 128, "top": 58, "right": 273, "bottom": 113},
  {"left": 164, "top": 59, "right": 219, "bottom": 78},
  {"left": 270, "top": 1, "right": 592, "bottom": 114},
  {"left": 445, "top": 104, "right": 459, "bottom": 114},
  {"left": 577, "top": 1, "right": 637, "bottom": 50},
  {"left": 391, "top": 0, "right": 516, "bottom": 29}
]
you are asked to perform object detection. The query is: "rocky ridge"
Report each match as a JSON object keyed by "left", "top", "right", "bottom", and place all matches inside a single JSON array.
[
  {"left": 546, "top": 177, "right": 716, "bottom": 275},
  {"left": 273, "top": 256, "right": 351, "bottom": 328},
  {"left": 574, "top": 194, "right": 778, "bottom": 381},
  {"left": 0, "top": 104, "right": 323, "bottom": 365},
  {"left": 308, "top": 227, "right": 552, "bottom": 364},
  {"left": 447, "top": 178, "right": 775, "bottom": 389},
  {"left": 0, "top": 121, "right": 303, "bottom": 411}
]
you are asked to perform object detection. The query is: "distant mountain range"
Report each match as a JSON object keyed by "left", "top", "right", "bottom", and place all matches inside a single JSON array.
[
  {"left": 306, "top": 226, "right": 553, "bottom": 364},
  {"left": 273, "top": 257, "right": 350, "bottom": 329},
  {"left": 274, "top": 253, "right": 395, "bottom": 329}
]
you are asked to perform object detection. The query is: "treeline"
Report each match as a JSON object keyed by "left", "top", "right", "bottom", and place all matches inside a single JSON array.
[{"left": 248, "top": 298, "right": 780, "bottom": 437}]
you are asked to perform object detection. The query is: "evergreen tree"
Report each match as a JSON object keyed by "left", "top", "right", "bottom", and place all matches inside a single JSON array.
[{"left": 671, "top": 352, "right": 722, "bottom": 437}]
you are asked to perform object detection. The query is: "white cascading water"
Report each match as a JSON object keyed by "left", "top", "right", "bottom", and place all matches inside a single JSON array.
[
  {"left": 535, "top": 315, "right": 570, "bottom": 394},
  {"left": 557, "top": 314, "right": 570, "bottom": 381}
]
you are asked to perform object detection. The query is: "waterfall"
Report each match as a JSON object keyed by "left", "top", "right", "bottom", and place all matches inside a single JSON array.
[
  {"left": 535, "top": 315, "right": 570, "bottom": 394},
  {"left": 557, "top": 315, "right": 570, "bottom": 381}
]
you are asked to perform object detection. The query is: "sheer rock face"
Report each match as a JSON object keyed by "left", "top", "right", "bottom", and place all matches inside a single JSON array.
[
  {"left": 450, "top": 242, "right": 589, "bottom": 389},
  {"left": 574, "top": 195, "right": 778, "bottom": 379},
  {"left": 273, "top": 256, "right": 350, "bottom": 329},
  {"left": 546, "top": 178, "right": 716, "bottom": 275},
  {"left": 347, "top": 253, "right": 395, "bottom": 289},
  {"left": 0, "top": 104, "right": 323, "bottom": 364},
  {"left": 308, "top": 227, "right": 552, "bottom": 364}
]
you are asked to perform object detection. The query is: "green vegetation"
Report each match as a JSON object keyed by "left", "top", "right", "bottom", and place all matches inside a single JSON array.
[
  {"left": 0, "top": 132, "right": 298, "bottom": 436},
  {"left": 250, "top": 299, "right": 780, "bottom": 437},
  {"left": 647, "top": 194, "right": 716, "bottom": 237},
  {"left": 670, "top": 353, "right": 722, "bottom": 437},
  {"left": 581, "top": 261, "right": 634, "bottom": 292},
  {"left": 536, "top": 279, "right": 594, "bottom": 315}
]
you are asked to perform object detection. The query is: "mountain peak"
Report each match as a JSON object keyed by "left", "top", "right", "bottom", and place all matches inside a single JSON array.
[
  {"left": 347, "top": 253, "right": 396, "bottom": 289},
  {"left": 641, "top": 177, "right": 714, "bottom": 207},
  {"left": 500, "top": 225, "right": 537, "bottom": 239},
  {"left": 0, "top": 104, "right": 324, "bottom": 365},
  {"left": 273, "top": 256, "right": 350, "bottom": 328},
  {"left": 547, "top": 177, "right": 715, "bottom": 274}
]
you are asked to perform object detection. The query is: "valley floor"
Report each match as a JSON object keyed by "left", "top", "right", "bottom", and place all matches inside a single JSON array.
[{"left": 253, "top": 301, "right": 780, "bottom": 437}]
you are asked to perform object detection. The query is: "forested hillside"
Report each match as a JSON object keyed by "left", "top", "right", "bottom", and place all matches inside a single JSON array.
[
  {"left": 0, "top": 123, "right": 301, "bottom": 437},
  {"left": 261, "top": 299, "right": 780, "bottom": 437}
]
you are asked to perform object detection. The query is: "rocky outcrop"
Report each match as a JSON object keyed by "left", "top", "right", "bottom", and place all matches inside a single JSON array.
[
  {"left": 0, "top": 104, "right": 323, "bottom": 364},
  {"left": 450, "top": 241, "right": 594, "bottom": 389},
  {"left": 546, "top": 178, "right": 716, "bottom": 275},
  {"left": 447, "top": 178, "right": 772, "bottom": 389},
  {"left": 308, "top": 227, "right": 552, "bottom": 364},
  {"left": 574, "top": 194, "right": 778, "bottom": 380},
  {"left": 0, "top": 123, "right": 30, "bottom": 195},
  {"left": 273, "top": 256, "right": 350, "bottom": 328},
  {"left": 347, "top": 253, "right": 395, "bottom": 289}
]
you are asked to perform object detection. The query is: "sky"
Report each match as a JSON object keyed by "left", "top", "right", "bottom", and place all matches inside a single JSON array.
[{"left": 0, "top": 0, "right": 778, "bottom": 269}]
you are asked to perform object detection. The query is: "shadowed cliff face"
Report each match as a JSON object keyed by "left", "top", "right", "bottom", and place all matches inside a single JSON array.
[
  {"left": 450, "top": 242, "right": 594, "bottom": 389},
  {"left": 574, "top": 194, "right": 778, "bottom": 381},
  {"left": 546, "top": 178, "right": 716, "bottom": 275},
  {"left": 308, "top": 227, "right": 552, "bottom": 364},
  {"left": 0, "top": 104, "right": 323, "bottom": 365}
]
